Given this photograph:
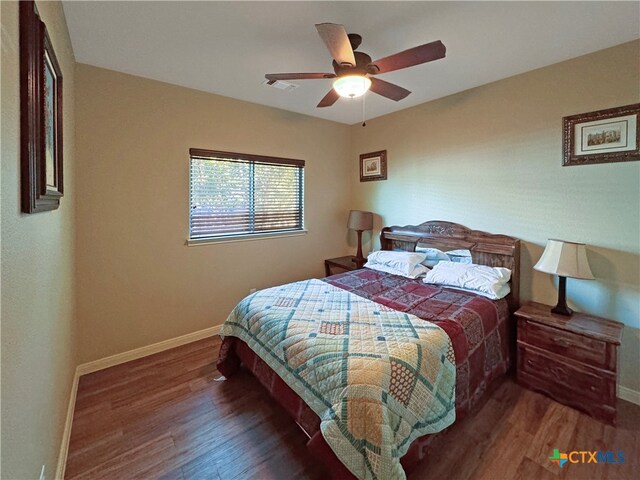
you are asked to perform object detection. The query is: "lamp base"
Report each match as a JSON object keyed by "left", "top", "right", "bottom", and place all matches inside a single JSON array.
[
  {"left": 551, "top": 304, "right": 573, "bottom": 316},
  {"left": 353, "top": 230, "right": 365, "bottom": 266},
  {"left": 551, "top": 275, "right": 573, "bottom": 317}
]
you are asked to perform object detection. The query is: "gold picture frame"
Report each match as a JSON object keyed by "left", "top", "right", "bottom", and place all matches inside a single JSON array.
[{"left": 562, "top": 103, "right": 639, "bottom": 166}]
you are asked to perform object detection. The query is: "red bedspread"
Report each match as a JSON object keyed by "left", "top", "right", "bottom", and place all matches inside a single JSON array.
[
  {"left": 325, "top": 269, "right": 511, "bottom": 414},
  {"left": 218, "top": 269, "right": 512, "bottom": 478}
]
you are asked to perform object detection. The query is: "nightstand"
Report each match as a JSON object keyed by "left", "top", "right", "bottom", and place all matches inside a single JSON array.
[
  {"left": 515, "top": 302, "right": 623, "bottom": 425},
  {"left": 324, "top": 255, "right": 365, "bottom": 276}
]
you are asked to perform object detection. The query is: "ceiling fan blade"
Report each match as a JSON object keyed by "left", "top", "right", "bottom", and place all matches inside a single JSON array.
[
  {"left": 317, "top": 89, "right": 340, "bottom": 108},
  {"left": 369, "top": 40, "right": 446, "bottom": 74},
  {"left": 369, "top": 77, "right": 411, "bottom": 101},
  {"left": 315, "top": 23, "right": 356, "bottom": 66},
  {"left": 265, "top": 73, "right": 336, "bottom": 82}
]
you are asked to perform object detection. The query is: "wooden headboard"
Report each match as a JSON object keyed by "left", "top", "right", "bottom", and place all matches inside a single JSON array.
[{"left": 380, "top": 221, "right": 521, "bottom": 311}]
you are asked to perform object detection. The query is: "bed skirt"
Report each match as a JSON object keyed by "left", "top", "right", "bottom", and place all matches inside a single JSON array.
[{"left": 218, "top": 336, "right": 488, "bottom": 479}]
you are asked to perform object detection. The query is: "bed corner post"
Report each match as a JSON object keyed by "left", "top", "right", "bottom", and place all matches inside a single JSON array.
[
  {"left": 510, "top": 238, "right": 521, "bottom": 312},
  {"left": 380, "top": 227, "right": 391, "bottom": 251},
  {"left": 216, "top": 337, "right": 241, "bottom": 378}
]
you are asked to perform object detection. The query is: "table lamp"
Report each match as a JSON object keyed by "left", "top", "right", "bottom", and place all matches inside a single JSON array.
[
  {"left": 534, "top": 239, "right": 594, "bottom": 316},
  {"left": 347, "top": 210, "right": 373, "bottom": 266}
]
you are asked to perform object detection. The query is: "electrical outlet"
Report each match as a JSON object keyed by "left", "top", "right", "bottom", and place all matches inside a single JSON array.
[
  {"left": 39, "top": 465, "right": 45, "bottom": 480},
  {"left": 249, "top": 288, "right": 257, "bottom": 294}
]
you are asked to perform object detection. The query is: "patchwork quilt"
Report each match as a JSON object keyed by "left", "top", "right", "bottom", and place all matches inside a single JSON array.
[
  {"left": 221, "top": 279, "right": 456, "bottom": 480},
  {"left": 325, "top": 269, "right": 510, "bottom": 413}
]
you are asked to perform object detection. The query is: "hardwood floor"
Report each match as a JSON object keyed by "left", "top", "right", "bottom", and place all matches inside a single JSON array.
[{"left": 66, "top": 336, "right": 639, "bottom": 480}]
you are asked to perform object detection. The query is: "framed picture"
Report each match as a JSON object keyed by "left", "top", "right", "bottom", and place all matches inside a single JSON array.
[
  {"left": 20, "top": 0, "right": 64, "bottom": 213},
  {"left": 359, "top": 150, "right": 387, "bottom": 182},
  {"left": 563, "top": 103, "right": 639, "bottom": 167}
]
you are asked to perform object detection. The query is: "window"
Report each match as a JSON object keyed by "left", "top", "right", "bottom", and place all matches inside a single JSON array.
[{"left": 189, "top": 149, "right": 305, "bottom": 242}]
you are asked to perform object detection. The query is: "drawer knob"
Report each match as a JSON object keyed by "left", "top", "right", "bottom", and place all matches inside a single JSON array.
[
  {"left": 550, "top": 366, "right": 569, "bottom": 383},
  {"left": 590, "top": 385, "right": 597, "bottom": 392},
  {"left": 554, "top": 338, "right": 571, "bottom": 347}
]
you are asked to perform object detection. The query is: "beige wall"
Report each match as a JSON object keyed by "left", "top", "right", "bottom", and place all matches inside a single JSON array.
[
  {"left": 350, "top": 41, "right": 640, "bottom": 392},
  {"left": 0, "top": 6, "right": 637, "bottom": 477},
  {"left": 1, "top": 1, "right": 77, "bottom": 478},
  {"left": 74, "top": 64, "right": 352, "bottom": 363}
]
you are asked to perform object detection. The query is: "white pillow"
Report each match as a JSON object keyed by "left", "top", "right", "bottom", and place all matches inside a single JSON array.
[
  {"left": 445, "top": 249, "right": 473, "bottom": 265},
  {"left": 423, "top": 261, "right": 511, "bottom": 300},
  {"left": 415, "top": 247, "right": 449, "bottom": 267},
  {"left": 365, "top": 250, "right": 427, "bottom": 276},
  {"left": 365, "top": 262, "right": 430, "bottom": 279}
]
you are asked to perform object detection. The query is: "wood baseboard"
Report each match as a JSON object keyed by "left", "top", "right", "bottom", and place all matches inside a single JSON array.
[
  {"left": 55, "top": 325, "right": 222, "bottom": 478},
  {"left": 618, "top": 385, "right": 640, "bottom": 406},
  {"left": 54, "top": 323, "right": 637, "bottom": 478},
  {"left": 76, "top": 325, "right": 222, "bottom": 376},
  {"left": 55, "top": 369, "right": 79, "bottom": 480}
]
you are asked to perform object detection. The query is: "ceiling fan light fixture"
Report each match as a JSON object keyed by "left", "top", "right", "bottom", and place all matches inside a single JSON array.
[{"left": 332, "top": 75, "right": 371, "bottom": 98}]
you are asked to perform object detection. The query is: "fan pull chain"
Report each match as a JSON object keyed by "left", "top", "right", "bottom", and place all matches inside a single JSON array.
[{"left": 362, "top": 93, "right": 367, "bottom": 127}]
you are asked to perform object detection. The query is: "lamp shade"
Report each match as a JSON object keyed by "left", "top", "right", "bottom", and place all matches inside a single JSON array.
[
  {"left": 347, "top": 210, "right": 373, "bottom": 231},
  {"left": 534, "top": 239, "right": 594, "bottom": 280}
]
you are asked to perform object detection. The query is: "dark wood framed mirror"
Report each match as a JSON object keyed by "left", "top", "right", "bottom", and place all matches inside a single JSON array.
[{"left": 20, "top": 0, "right": 64, "bottom": 213}]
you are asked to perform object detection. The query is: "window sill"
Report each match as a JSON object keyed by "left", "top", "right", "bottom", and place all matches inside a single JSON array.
[{"left": 186, "top": 230, "right": 308, "bottom": 246}]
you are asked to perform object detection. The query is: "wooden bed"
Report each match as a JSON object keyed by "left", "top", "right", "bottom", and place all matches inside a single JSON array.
[
  {"left": 380, "top": 220, "right": 521, "bottom": 312},
  {"left": 217, "top": 220, "right": 521, "bottom": 479}
]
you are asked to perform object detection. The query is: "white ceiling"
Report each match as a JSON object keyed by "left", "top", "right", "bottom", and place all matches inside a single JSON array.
[{"left": 63, "top": 1, "right": 640, "bottom": 125}]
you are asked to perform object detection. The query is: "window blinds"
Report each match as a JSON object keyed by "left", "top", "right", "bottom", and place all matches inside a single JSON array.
[{"left": 189, "top": 149, "right": 304, "bottom": 239}]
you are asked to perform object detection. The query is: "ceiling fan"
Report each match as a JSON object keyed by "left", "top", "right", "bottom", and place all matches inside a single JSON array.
[{"left": 265, "top": 23, "right": 446, "bottom": 108}]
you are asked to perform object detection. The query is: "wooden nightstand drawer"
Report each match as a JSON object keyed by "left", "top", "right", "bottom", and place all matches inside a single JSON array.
[
  {"left": 515, "top": 302, "right": 622, "bottom": 425},
  {"left": 518, "top": 345, "right": 614, "bottom": 404},
  {"left": 519, "top": 319, "right": 608, "bottom": 369}
]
